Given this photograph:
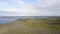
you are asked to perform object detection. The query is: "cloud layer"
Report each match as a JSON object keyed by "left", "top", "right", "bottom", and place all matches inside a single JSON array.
[{"left": 0, "top": 0, "right": 60, "bottom": 16}]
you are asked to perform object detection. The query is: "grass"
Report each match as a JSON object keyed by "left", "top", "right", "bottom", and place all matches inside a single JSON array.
[
  {"left": 22, "top": 18, "right": 60, "bottom": 30},
  {"left": 24, "top": 23, "right": 60, "bottom": 30}
]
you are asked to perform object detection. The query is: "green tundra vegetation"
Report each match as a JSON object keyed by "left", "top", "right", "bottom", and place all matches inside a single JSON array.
[
  {"left": 22, "top": 18, "right": 60, "bottom": 30},
  {"left": 0, "top": 17, "right": 60, "bottom": 34}
]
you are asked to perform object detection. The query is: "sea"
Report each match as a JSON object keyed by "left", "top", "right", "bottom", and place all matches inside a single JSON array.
[{"left": 0, "top": 16, "right": 60, "bottom": 24}]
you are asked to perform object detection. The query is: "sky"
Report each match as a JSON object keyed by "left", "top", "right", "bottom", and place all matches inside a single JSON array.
[{"left": 0, "top": 0, "right": 60, "bottom": 16}]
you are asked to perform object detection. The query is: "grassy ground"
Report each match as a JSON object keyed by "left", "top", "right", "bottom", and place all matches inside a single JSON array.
[
  {"left": 22, "top": 18, "right": 60, "bottom": 30},
  {"left": 0, "top": 18, "right": 60, "bottom": 34}
]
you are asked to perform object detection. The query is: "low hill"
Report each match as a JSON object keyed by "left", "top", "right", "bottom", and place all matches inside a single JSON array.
[{"left": 0, "top": 18, "right": 60, "bottom": 34}]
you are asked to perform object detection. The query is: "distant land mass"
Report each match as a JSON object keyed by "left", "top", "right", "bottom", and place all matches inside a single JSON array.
[{"left": 0, "top": 16, "right": 60, "bottom": 18}]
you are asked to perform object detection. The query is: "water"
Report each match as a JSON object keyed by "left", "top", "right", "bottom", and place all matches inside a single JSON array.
[
  {"left": 0, "top": 16, "right": 57, "bottom": 24},
  {"left": 0, "top": 17, "right": 18, "bottom": 24}
]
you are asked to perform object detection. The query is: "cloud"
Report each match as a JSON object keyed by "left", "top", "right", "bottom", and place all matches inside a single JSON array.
[
  {"left": 32, "top": 0, "right": 60, "bottom": 16},
  {"left": 0, "top": 2, "right": 7, "bottom": 5},
  {"left": 0, "top": 0, "right": 60, "bottom": 16},
  {"left": 0, "top": 0, "right": 38, "bottom": 16},
  {"left": 8, "top": 0, "right": 39, "bottom": 16},
  {"left": 0, "top": 7, "right": 20, "bottom": 12},
  {"left": 0, "top": 0, "right": 21, "bottom": 12}
]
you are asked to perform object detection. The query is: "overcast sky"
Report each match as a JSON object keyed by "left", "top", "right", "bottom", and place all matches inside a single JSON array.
[{"left": 0, "top": 0, "right": 60, "bottom": 16}]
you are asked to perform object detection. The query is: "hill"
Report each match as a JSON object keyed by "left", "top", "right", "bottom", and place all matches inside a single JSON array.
[{"left": 0, "top": 18, "right": 60, "bottom": 34}]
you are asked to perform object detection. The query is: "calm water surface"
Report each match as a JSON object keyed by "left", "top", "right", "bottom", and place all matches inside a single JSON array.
[
  {"left": 0, "top": 16, "right": 49, "bottom": 24},
  {"left": 0, "top": 17, "right": 19, "bottom": 24}
]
